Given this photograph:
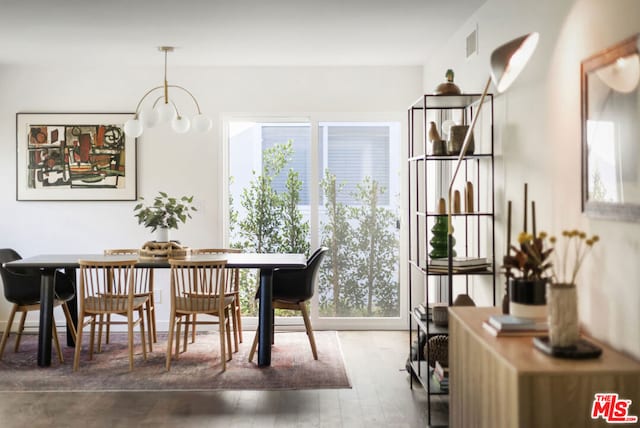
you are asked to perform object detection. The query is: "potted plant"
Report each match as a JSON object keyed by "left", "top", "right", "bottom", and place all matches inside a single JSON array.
[
  {"left": 133, "top": 192, "right": 197, "bottom": 242},
  {"left": 502, "top": 231, "right": 553, "bottom": 319}
]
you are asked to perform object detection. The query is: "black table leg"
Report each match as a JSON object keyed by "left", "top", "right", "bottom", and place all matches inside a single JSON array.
[
  {"left": 38, "top": 269, "right": 56, "bottom": 367},
  {"left": 64, "top": 267, "right": 78, "bottom": 346},
  {"left": 258, "top": 268, "right": 273, "bottom": 366}
]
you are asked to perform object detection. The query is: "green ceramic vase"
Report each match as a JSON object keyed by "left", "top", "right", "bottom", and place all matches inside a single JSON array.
[{"left": 429, "top": 216, "right": 456, "bottom": 259}]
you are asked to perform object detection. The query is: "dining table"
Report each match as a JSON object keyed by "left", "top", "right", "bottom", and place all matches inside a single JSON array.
[{"left": 2, "top": 252, "right": 307, "bottom": 367}]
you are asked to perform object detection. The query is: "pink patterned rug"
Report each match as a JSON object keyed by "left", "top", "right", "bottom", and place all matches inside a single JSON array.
[{"left": 0, "top": 331, "right": 351, "bottom": 391}]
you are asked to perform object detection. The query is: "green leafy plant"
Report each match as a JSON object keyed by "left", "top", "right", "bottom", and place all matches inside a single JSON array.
[{"left": 133, "top": 192, "right": 197, "bottom": 232}]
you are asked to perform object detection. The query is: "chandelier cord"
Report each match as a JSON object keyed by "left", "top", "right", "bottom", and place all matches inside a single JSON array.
[{"left": 163, "top": 48, "right": 169, "bottom": 105}]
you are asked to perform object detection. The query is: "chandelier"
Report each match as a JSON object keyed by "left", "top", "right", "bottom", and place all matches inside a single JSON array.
[{"left": 124, "top": 46, "right": 212, "bottom": 137}]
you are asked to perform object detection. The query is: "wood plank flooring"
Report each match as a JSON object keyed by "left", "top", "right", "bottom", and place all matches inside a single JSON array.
[{"left": 0, "top": 331, "right": 448, "bottom": 427}]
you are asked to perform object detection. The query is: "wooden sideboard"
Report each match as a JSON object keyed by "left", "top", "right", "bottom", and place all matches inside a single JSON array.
[{"left": 449, "top": 306, "right": 640, "bottom": 428}]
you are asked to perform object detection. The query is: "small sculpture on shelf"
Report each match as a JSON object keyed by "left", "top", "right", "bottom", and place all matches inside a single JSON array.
[
  {"left": 428, "top": 121, "right": 446, "bottom": 156},
  {"left": 464, "top": 181, "right": 474, "bottom": 213},
  {"left": 434, "top": 69, "right": 462, "bottom": 95}
]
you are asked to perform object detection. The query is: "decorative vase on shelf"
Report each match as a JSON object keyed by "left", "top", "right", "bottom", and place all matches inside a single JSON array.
[
  {"left": 447, "top": 125, "right": 474, "bottom": 155},
  {"left": 547, "top": 283, "right": 579, "bottom": 347},
  {"left": 434, "top": 69, "right": 462, "bottom": 95},
  {"left": 429, "top": 216, "right": 454, "bottom": 259},
  {"left": 429, "top": 198, "right": 456, "bottom": 260},
  {"left": 508, "top": 278, "right": 547, "bottom": 319},
  {"left": 155, "top": 227, "right": 169, "bottom": 243}
]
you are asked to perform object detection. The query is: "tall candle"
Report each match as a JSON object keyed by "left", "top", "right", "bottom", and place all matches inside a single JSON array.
[
  {"left": 507, "top": 200, "right": 512, "bottom": 254},
  {"left": 523, "top": 183, "right": 528, "bottom": 233},
  {"left": 532, "top": 201, "right": 537, "bottom": 237}
]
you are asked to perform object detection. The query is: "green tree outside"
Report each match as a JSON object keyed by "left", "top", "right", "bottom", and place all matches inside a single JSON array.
[
  {"left": 319, "top": 170, "right": 356, "bottom": 316},
  {"left": 230, "top": 142, "right": 399, "bottom": 319},
  {"left": 349, "top": 177, "right": 399, "bottom": 316},
  {"left": 231, "top": 141, "right": 309, "bottom": 315}
]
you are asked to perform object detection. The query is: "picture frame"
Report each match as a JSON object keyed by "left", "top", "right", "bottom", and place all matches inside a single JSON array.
[
  {"left": 16, "top": 112, "right": 137, "bottom": 201},
  {"left": 581, "top": 34, "right": 640, "bottom": 222}
]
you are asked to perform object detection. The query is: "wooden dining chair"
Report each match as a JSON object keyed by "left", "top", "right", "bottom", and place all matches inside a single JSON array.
[
  {"left": 190, "top": 248, "right": 242, "bottom": 351},
  {"left": 73, "top": 259, "right": 148, "bottom": 371},
  {"left": 102, "top": 249, "right": 156, "bottom": 351},
  {"left": 166, "top": 258, "right": 233, "bottom": 371}
]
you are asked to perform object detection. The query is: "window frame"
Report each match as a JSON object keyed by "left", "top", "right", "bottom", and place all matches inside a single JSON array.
[{"left": 222, "top": 112, "right": 407, "bottom": 330}]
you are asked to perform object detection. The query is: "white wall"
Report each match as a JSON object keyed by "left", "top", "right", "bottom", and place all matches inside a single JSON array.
[
  {"left": 0, "top": 65, "right": 421, "bottom": 330},
  {"left": 423, "top": 0, "right": 640, "bottom": 357}
]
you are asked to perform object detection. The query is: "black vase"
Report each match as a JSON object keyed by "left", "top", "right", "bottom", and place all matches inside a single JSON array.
[{"left": 508, "top": 278, "right": 547, "bottom": 319}]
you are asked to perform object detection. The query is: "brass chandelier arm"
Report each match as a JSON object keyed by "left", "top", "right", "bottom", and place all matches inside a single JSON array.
[
  {"left": 150, "top": 95, "right": 183, "bottom": 118},
  {"left": 166, "top": 84, "right": 204, "bottom": 115},
  {"left": 133, "top": 85, "right": 164, "bottom": 118},
  {"left": 132, "top": 85, "right": 203, "bottom": 118}
]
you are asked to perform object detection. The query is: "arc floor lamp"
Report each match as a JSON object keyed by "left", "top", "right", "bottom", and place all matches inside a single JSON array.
[{"left": 447, "top": 32, "right": 540, "bottom": 283}]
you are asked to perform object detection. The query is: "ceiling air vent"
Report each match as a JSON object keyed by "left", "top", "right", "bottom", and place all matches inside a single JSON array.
[{"left": 466, "top": 27, "right": 478, "bottom": 59}]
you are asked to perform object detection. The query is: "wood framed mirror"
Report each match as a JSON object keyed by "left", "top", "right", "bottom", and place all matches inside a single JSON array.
[{"left": 581, "top": 33, "right": 640, "bottom": 221}]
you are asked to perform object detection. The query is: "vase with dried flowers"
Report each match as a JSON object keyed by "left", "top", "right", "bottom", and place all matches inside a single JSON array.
[
  {"left": 502, "top": 231, "right": 553, "bottom": 319},
  {"left": 545, "top": 230, "right": 599, "bottom": 347}
]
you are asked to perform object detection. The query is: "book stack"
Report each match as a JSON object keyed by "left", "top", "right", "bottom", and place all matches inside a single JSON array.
[
  {"left": 413, "top": 303, "right": 431, "bottom": 321},
  {"left": 482, "top": 314, "right": 548, "bottom": 337},
  {"left": 432, "top": 360, "right": 449, "bottom": 392},
  {"left": 428, "top": 257, "right": 491, "bottom": 273}
]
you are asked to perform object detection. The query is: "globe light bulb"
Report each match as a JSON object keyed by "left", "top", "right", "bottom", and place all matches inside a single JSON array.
[
  {"left": 155, "top": 102, "right": 177, "bottom": 124},
  {"left": 124, "top": 118, "right": 143, "bottom": 137},
  {"left": 171, "top": 116, "right": 191, "bottom": 133},
  {"left": 192, "top": 114, "right": 212, "bottom": 132}
]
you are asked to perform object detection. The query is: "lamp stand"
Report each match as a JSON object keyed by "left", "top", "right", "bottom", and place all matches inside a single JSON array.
[{"left": 446, "top": 76, "right": 492, "bottom": 299}]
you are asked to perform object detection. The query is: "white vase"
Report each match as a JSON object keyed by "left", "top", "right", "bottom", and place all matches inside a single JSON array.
[
  {"left": 155, "top": 228, "right": 169, "bottom": 242},
  {"left": 547, "top": 283, "right": 579, "bottom": 347}
]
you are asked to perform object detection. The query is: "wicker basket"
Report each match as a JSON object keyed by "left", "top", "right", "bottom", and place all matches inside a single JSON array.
[
  {"left": 425, "top": 334, "right": 448, "bottom": 368},
  {"left": 139, "top": 241, "right": 190, "bottom": 260}
]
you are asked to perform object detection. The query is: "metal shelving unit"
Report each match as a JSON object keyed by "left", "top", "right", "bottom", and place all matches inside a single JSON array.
[{"left": 407, "top": 93, "right": 496, "bottom": 426}]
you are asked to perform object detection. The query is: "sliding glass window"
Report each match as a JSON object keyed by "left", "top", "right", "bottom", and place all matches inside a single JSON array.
[{"left": 227, "top": 118, "right": 401, "bottom": 325}]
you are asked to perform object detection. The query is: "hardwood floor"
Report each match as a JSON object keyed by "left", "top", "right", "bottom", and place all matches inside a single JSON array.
[{"left": 0, "top": 331, "right": 448, "bottom": 427}]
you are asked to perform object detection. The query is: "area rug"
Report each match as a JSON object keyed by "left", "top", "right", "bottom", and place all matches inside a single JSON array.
[{"left": 0, "top": 330, "right": 351, "bottom": 392}]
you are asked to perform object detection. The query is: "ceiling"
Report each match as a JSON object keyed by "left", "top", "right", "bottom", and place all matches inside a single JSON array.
[{"left": 0, "top": 0, "right": 485, "bottom": 67}]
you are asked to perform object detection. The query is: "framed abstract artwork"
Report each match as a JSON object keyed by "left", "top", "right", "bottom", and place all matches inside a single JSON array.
[{"left": 16, "top": 113, "right": 137, "bottom": 201}]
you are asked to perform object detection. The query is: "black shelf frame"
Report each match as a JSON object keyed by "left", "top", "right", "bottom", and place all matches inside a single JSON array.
[{"left": 407, "top": 93, "right": 496, "bottom": 426}]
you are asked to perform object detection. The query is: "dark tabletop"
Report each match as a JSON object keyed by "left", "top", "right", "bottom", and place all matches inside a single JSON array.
[{"left": 3, "top": 253, "right": 307, "bottom": 270}]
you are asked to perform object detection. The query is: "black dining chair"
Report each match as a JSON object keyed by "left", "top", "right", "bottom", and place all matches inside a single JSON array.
[
  {"left": 248, "top": 247, "right": 328, "bottom": 362},
  {"left": 0, "top": 248, "right": 76, "bottom": 362}
]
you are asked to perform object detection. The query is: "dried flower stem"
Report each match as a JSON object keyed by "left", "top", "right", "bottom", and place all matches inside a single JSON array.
[{"left": 550, "top": 230, "right": 599, "bottom": 284}]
